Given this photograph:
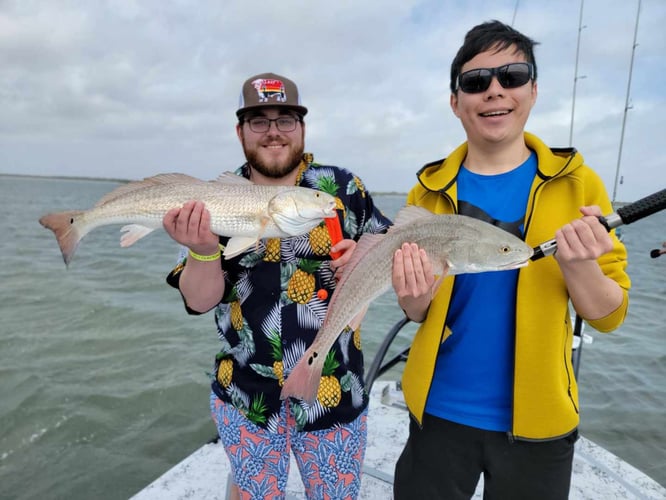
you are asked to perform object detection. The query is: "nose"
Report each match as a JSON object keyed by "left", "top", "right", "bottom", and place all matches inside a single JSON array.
[{"left": 485, "top": 76, "right": 504, "bottom": 97}]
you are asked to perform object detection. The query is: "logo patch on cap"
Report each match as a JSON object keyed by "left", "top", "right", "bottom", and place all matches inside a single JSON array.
[{"left": 251, "top": 78, "right": 287, "bottom": 104}]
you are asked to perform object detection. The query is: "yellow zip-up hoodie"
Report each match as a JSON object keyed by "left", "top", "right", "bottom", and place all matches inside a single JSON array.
[{"left": 402, "top": 132, "right": 630, "bottom": 440}]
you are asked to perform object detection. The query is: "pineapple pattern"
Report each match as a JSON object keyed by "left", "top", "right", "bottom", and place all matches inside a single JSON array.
[
  {"left": 308, "top": 224, "right": 333, "bottom": 256},
  {"left": 286, "top": 259, "right": 320, "bottom": 304},
  {"left": 263, "top": 238, "right": 281, "bottom": 262},
  {"left": 166, "top": 154, "right": 392, "bottom": 432},
  {"left": 216, "top": 357, "right": 234, "bottom": 388},
  {"left": 317, "top": 351, "right": 342, "bottom": 408}
]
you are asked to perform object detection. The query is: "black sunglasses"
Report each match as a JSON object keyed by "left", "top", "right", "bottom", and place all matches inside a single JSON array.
[{"left": 457, "top": 62, "right": 534, "bottom": 94}]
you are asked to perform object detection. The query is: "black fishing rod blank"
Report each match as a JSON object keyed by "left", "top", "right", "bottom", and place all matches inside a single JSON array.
[{"left": 531, "top": 188, "right": 666, "bottom": 261}]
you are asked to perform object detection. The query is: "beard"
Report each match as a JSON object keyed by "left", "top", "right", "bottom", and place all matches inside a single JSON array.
[{"left": 241, "top": 133, "right": 305, "bottom": 179}]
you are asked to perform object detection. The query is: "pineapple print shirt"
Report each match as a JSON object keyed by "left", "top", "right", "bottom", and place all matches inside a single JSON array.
[{"left": 167, "top": 156, "right": 392, "bottom": 432}]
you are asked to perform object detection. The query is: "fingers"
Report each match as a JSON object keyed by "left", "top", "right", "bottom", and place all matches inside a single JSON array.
[
  {"left": 392, "top": 243, "right": 434, "bottom": 298},
  {"left": 162, "top": 207, "right": 180, "bottom": 234},
  {"left": 163, "top": 200, "right": 217, "bottom": 251},
  {"left": 184, "top": 201, "right": 200, "bottom": 236},
  {"left": 579, "top": 205, "right": 603, "bottom": 217},
  {"left": 392, "top": 248, "right": 407, "bottom": 290},
  {"left": 329, "top": 239, "right": 356, "bottom": 281},
  {"left": 555, "top": 206, "right": 613, "bottom": 262},
  {"left": 329, "top": 240, "right": 356, "bottom": 269}
]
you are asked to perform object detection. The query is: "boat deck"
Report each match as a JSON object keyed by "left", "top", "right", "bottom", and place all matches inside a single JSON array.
[{"left": 132, "top": 381, "right": 665, "bottom": 499}]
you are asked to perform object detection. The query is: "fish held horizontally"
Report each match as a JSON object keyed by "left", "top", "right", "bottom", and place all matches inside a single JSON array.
[
  {"left": 280, "top": 205, "right": 534, "bottom": 404},
  {"left": 39, "top": 172, "right": 337, "bottom": 266}
]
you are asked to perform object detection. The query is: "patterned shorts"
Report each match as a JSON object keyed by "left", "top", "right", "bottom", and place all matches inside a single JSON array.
[{"left": 210, "top": 392, "right": 368, "bottom": 500}]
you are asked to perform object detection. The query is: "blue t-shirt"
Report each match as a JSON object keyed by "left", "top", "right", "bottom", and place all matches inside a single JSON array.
[{"left": 424, "top": 151, "right": 536, "bottom": 431}]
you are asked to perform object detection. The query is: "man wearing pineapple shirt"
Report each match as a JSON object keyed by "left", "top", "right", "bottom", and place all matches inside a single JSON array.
[{"left": 163, "top": 72, "right": 392, "bottom": 500}]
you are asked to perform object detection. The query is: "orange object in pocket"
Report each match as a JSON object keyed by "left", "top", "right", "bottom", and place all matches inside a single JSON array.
[{"left": 325, "top": 216, "right": 343, "bottom": 259}]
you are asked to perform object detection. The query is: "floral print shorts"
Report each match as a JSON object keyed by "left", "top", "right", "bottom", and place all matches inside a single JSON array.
[{"left": 210, "top": 392, "right": 368, "bottom": 500}]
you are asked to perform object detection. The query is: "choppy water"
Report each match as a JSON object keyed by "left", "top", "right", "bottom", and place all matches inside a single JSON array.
[{"left": 0, "top": 175, "right": 664, "bottom": 499}]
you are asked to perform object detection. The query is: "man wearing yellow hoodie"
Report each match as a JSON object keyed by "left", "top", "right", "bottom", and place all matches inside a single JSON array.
[{"left": 391, "top": 20, "right": 630, "bottom": 500}]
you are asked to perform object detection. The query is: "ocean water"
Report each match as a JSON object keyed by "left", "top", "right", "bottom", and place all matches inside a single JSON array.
[{"left": 0, "top": 175, "right": 664, "bottom": 499}]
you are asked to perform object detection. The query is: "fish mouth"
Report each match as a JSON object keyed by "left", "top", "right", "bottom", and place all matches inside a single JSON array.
[
  {"left": 298, "top": 201, "right": 337, "bottom": 219},
  {"left": 323, "top": 202, "right": 337, "bottom": 218},
  {"left": 499, "top": 259, "right": 530, "bottom": 270}
]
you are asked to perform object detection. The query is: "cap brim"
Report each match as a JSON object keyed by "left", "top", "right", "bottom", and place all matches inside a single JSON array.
[{"left": 236, "top": 103, "right": 308, "bottom": 118}]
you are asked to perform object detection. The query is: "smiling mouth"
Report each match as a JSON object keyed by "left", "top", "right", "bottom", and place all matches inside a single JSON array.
[{"left": 480, "top": 110, "right": 511, "bottom": 117}]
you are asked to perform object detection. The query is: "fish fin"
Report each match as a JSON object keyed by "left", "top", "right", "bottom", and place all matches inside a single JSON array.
[
  {"left": 254, "top": 217, "right": 270, "bottom": 252},
  {"left": 280, "top": 347, "right": 328, "bottom": 404},
  {"left": 222, "top": 236, "right": 258, "bottom": 259},
  {"left": 335, "top": 232, "right": 383, "bottom": 284},
  {"left": 348, "top": 303, "right": 370, "bottom": 331},
  {"left": 211, "top": 172, "right": 253, "bottom": 185},
  {"left": 96, "top": 174, "right": 203, "bottom": 207},
  {"left": 390, "top": 205, "right": 435, "bottom": 228},
  {"left": 431, "top": 273, "right": 445, "bottom": 298},
  {"left": 120, "top": 224, "right": 156, "bottom": 247},
  {"left": 259, "top": 214, "right": 271, "bottom": 237},
  {"left": 39, "top": 210, "right": 86, "bottom": 267}
]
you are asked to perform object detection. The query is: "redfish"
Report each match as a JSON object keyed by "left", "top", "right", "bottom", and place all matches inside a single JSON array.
[
  {"left": 280, "top": 205, "right": 534, "bottom": 404},
  {"left": 39, "top": 172, "right": 336, "bottom": 266}
]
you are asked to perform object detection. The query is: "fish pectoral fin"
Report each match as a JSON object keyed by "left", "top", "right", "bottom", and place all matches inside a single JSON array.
[
  {"left": 258, "top": 215, "right": 271, "bottom": 239},
  {"left": 348, "top": 303, "right": 370, "bottom": 331},
  {"left": 120, "top": 224, "right": 156, "bottom": 247},
  {"left": 222, "top": 236, "right": 259, "bottom": 259},
  {"left": 431, "top": 274, "right": 445, "bottom": 298}
]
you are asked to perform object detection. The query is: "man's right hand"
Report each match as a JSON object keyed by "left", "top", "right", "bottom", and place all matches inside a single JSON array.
[
  {"left": 163, "top": 200, "right": 220, "bottom": 256},
  {"left": 392, "top": 242, "right": 444, "bottom": 323}
]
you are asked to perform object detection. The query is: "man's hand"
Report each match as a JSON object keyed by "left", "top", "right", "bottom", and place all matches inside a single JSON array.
[
  {"left": 329, "top": 239, "right": 356, "bottom": 280},
  {"left": 555, "top": 205, "right": 624, "bottom": 321},
  {"left": 392, "top": 243, "right": 444, "bottom": 322},
  {"left": 554, "top": 206, "right": 614, "bottom": 264},
  {"left": 163, "top": 200, "right": 219, "bottom": 256}
]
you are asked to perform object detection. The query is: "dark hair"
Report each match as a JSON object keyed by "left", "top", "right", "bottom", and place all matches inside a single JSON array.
[{"left": 450, "top": 20, "right": 539, "bottom": 93}]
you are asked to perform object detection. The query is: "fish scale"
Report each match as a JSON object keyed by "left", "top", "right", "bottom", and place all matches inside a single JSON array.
[{"left": 84, "top": 182, "right": 280, "bottom": 235}]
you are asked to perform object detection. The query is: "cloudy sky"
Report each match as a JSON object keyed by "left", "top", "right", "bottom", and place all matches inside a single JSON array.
[{"left": 1, "top": 0, "right": 664, "bottom": 202}]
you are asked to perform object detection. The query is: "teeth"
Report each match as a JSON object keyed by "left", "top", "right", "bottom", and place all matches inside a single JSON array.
[{"left": 482, "top": 110, "right": 509, "bottom": 117}]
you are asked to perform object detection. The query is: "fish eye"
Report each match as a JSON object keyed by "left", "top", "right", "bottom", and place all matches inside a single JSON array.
[{"left": 500, "top": 245, "right": 510, "bottom": 253}]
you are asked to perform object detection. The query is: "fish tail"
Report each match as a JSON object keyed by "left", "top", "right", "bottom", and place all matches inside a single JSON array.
[
  {"left": 280, "top": 347, "right": 327, "bottom": 404},
  {"left": 39, "top": 210, "right": 86, "bottom": 266}
]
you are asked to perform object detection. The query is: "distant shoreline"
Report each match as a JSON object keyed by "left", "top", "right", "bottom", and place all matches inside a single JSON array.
[
  {"left": 0, "top": 172, "right": 407, "bottom": 195},
  {"left": 0, "top": 172, "right": 130, "bottom": 183}
]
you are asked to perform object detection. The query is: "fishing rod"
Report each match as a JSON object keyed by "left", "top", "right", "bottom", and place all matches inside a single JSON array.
[{"left": 531, "top": 188, "right": 666, "bottom": 261}]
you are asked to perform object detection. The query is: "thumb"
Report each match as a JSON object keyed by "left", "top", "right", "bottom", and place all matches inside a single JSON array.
[{"left": 579, "top": 205, "right": 603, "bottom": 217}]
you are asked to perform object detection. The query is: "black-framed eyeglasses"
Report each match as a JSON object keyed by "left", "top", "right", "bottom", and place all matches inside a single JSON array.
[
  {"left": 244, "top": 116, "right": 301, "bottom": 133},
  {"left": 457, "top": 62, "right": 534, "bottom": 94}
]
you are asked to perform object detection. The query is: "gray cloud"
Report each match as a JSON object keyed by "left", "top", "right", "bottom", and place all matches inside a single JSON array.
[{"left": 1, "top": 0, "right": 664, "bottom": 201}]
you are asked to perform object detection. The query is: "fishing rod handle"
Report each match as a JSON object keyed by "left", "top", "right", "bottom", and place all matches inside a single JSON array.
[
  {"left": 614, "top": 188, "right": 666, "bottom": 226},
  {"left": 532, "top": 188, "right": 666, "bottom": 261}
]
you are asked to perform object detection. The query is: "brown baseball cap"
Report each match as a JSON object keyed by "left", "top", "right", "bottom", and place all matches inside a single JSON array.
[{"left": 236, "top": 72, "right": 308, "bottom": 118}]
